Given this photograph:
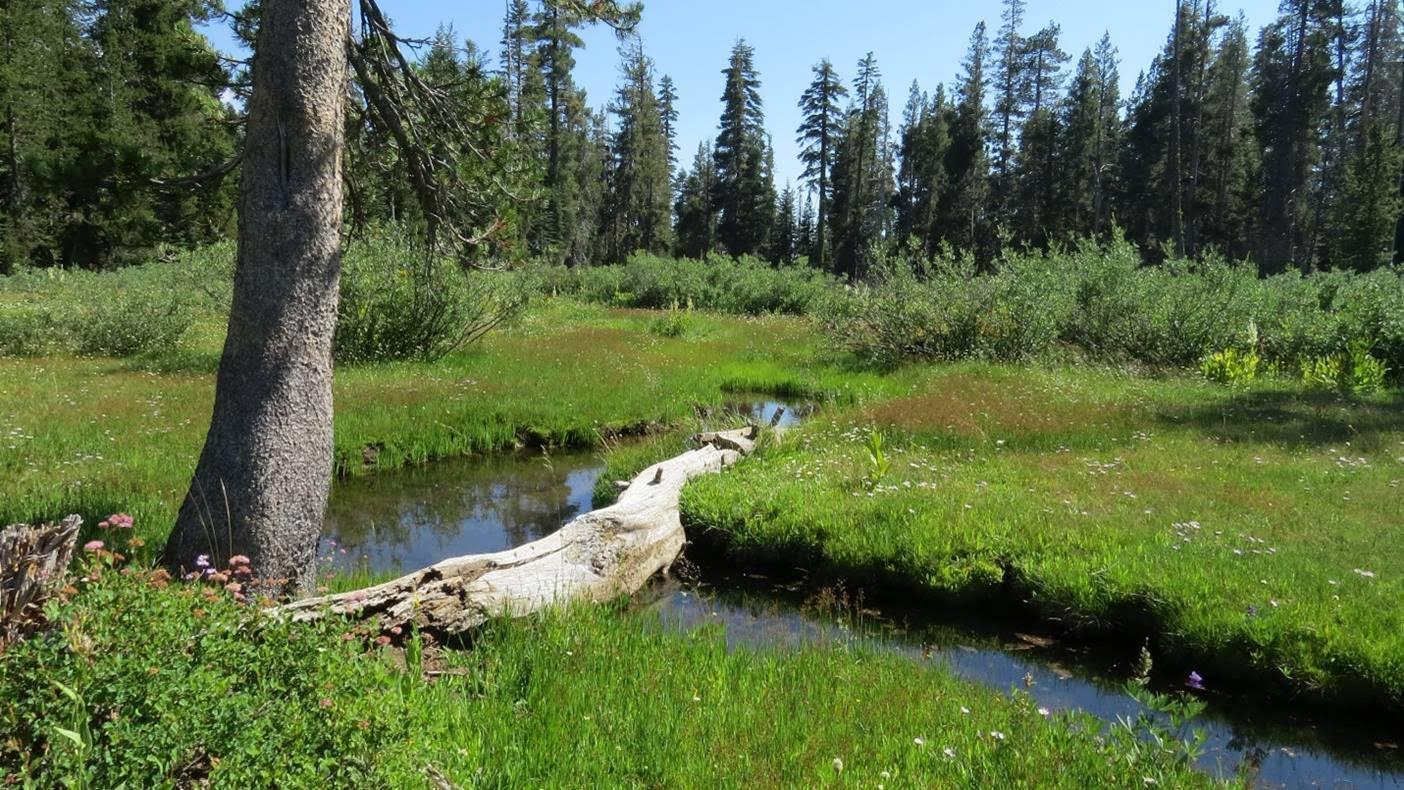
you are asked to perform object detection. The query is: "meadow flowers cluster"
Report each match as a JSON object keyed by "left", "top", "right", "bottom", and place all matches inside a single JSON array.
[{"left": 183, "top": 553, "right": 254, "bottom": 603}]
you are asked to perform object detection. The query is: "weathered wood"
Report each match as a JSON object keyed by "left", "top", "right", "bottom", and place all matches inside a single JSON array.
[
  {"left": 1, "top": 515, "right": 81, "bottom": 648},
  {"left": 279, "top": 428, "right": 759, "bottom": 634}
]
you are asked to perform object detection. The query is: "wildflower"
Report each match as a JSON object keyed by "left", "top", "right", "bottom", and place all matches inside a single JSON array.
[
  {"left": 228, "top": 554, "right": 251, "bottom": 567},
  {"left": 83, "top": 540, "right": 104, "bottom": 552},
  {"left": 832, "top": 757, "right": 843, "bottom": 774},
  {"left": 1186, "top": 671, "right": 1206, "bottom": 691},
  {"left": 1354, "top": 569, "right": 1378, "bottom": 579},
  {"left": 182, "top": 571, "right": 201, "bottom": 581},
  {"left": 319, "top": 698, "right": 333, "bottom": 709},
  {"left": 913, "top": 737, "right": 925, "bottom": 746},
  {"left": 990, "top": 731, "right": 1006, "bottom": 741},
  {"left": 374, "top": 635, "right": 391, "bottom": 647},
  {"left": 960, "top": 706, "right": 970, "bottom": 715},
  {"left": 1037, "top": 707, "right": 1051, "bottom": 717},
  {"left": 195, "top": 554, "right": 210, "bottom": 568}
]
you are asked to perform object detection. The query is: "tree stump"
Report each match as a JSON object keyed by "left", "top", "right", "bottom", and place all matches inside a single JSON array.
[{"left": 1, "top": 515, "right": 81, "bottom": 648}]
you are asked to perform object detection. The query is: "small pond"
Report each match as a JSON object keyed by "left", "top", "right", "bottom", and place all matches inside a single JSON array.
[{"left": 320, "top": 399, "right": 1404, "bottom": 788}]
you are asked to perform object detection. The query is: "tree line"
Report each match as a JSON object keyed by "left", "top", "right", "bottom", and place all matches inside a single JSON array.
[{"left": 3, "top": 0, "right": 1403, "bottom": 277}]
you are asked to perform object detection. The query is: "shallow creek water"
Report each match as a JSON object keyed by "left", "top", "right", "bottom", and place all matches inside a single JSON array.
[{"left": 322, "top": 401, "right": 1403, "bottom": 788}]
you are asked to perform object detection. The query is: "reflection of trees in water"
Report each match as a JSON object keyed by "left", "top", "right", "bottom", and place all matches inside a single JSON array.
[{"left": 322, "top": 452, "right": 603, "bottom": 565}]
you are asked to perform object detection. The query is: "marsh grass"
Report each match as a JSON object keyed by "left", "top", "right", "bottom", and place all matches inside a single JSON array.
[
  {"left": 0, "top": 300, "right": 883, "bottom": 553},
  {"left": 673, "top": 363, "right": 1404, "bottom": 707}
]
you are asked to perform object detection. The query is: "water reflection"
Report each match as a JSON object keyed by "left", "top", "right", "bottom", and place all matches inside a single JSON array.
[{"left": 322, "top": 450, "right": 604, "bottom": 573}]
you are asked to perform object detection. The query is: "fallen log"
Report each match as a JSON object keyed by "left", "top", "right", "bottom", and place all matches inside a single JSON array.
[{"left": 279, "top": 427, "right": 761, "bottom": 634}]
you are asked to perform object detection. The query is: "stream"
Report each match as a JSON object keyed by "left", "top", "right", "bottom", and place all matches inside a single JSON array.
[{"left": 321, "top": 400, "right": 1403, "bottom": 788}]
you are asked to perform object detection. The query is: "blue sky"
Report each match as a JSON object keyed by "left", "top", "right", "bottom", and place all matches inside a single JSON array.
[{"left": 203, "top": 1, "right": 1283, "bottom": 191}]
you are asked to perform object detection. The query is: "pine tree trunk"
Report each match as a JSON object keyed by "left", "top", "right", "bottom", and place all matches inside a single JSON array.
[{"left": 164, "top": 0, "right": 349, "bottom": 594}]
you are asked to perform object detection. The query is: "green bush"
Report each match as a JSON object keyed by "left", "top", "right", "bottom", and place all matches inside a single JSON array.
[
  {"left": 0, "top": 306, "right": 62, "bottom": 356},
  {"left": 546, "top": 252, "right": 837, "bottom": 316},
  {"left": 1200, "top": 347, "right": 1261, "bottom": 388},
  {"left": 334, "top": 233, "right": 531, "bottom": 364},
  {"left": 72, "top": 272, "right": 198, "bottom": 357}
]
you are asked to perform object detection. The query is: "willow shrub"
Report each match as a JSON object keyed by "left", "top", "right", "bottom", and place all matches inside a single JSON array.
[
  {"left": 333, "top": 234, "right": 532, "bottom": 364},
  {"left": 824, "top": 238, "right": 1402, "bottom": 378},
  {"left": 543, "top": 252, "right": 836, "bottom": 316}
]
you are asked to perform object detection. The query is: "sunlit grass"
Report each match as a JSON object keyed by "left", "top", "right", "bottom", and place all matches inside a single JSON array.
[
  {"left": 0, "top": 568, "right": 1216, "bottom": 786},
  {"left": 0, "top": 299, "right": 887, "bottom": 551},
  {"left": 676, "top": 363, "right": 1404, "bottom": 706}
]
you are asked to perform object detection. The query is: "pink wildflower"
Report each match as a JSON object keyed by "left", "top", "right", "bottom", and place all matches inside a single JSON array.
[
  {"left": 83, "top": 540, "right": 104, "bottom": 552},
  {"left": 228, "top": 554, "right": 251, "bottom": 567}
]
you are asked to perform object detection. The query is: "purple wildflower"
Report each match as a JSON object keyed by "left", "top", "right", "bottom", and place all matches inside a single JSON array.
[
  {"left": 195, "top": 554, "right": 211, "bottom": 568},
  {"left": 1186, "top": 671, "right": 1206, "bottom": 691}
]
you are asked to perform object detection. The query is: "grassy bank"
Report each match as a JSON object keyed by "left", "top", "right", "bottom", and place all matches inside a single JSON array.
[
  {"left": 0, "top": 564, "right": 1216, "bottom": 787},
  {"left": 672, "top": 363, "right": 1404, "bottom": 708},
  {"left": 0, "top": 300, "right": 886, "bottom": 551}
]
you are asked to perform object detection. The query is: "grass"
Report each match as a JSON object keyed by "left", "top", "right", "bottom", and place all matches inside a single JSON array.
[
  {"left": 672, "top": 363, "right": 1404, "bottom": 708},
  {"left": 0, "top": 563, "right": 1216, "bottom": 787},
  {"left": 0, "top": 299, "right": 888, "bottom": 552}
]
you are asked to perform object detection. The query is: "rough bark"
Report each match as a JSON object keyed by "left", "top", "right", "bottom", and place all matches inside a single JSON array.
[
  {"left": 278, "top": 428, "right": 761, "bottom": 634},
  {"left": 1, "top": 515, "right": 81, "bottom": 649},
  {"left": 164, "top": 0, "right": 349, "bottom": 594}
]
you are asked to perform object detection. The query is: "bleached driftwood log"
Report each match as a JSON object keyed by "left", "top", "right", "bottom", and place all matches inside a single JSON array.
[{"left": 279, "top": 427, "right": 760, "bottom": 634}]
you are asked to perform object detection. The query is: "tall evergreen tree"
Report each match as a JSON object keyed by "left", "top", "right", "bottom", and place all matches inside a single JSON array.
[
  {"left": 772, "top": 183, "right": 798, "bottom": 263},
  {"left": 796, "top": 58, "right": 847, "bottom": 268},
  {"left": 601, "top": 43, "right": 672, "bottom": 261},
  {"left": 1199, "top": 15, "right": 1259, "bottom": 258},
  {"left": 1252, "top": 0, "right": 1336, "bottom": 272},
  {"left": 674, "top": 141, "right": 718, "bottom": 257},
  {"left": 945, "top": 22, "right": 994, "bottom": 262},
  {"left": 1057, "top": 37, "right": 1121, "bottom": 240},
  {"left": 830, "top": 53, "right": 889, "bottom": 279},
  {"left": 1011, "top": 22, "right": 1069, "bottom": 246},
  {"left": 713, "top": 40, "right": 774, "bottom": 257},
  {"left": 992, "top": 0, "right": 1029, "bottom": 183},
  {"left": 658, "top": 73, "right": 679, "bottom": 170}
]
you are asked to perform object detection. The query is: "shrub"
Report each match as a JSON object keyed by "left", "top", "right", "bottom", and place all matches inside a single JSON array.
[
  {"left": 0, "top": 306, "right": 62, "bottom": 356},
  {"left": 647, "top": 302, "right": 695, "bottom": 338},
  {"left": 72, "top": 271, "right": 198, "bottom": 357},
  {"left": 1344, "top": 340, "right": 1389, "bottom": 394},
  {"left": 822, "top": 252, "right": 1071, "bottom": 366},
  {"left": 546, "top": 252, "right": 837, "bottom": 316},
  {"left": 334, "top": 233, "right": 531, "bottom": 363},
  {"left": 1200, "top": 348, "right": 1261, "bottom": 388}
]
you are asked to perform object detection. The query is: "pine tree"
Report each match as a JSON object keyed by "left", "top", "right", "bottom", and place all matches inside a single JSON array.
[
  {"left": 1011, "top": 22, "right": 1069, "bottom": 246},
  {"left": 674, "top": 141, "right": 718, "bottom": 257},
  {"left": 796, "top": 190, "right": 816, "bottom": 260},
  {"left": 796, "top": 58, "right": 847, "bottom": 268},
  {"left": 602, "top": 43, "right": 672, "bottom": 262},
  {"left": 829, "top": 53, "right": 889, "bottom": 279},
  {"left": 68, "top": 0, "right": 236, "bottom": 267},
  {"left": 658, "top": 74, "right": 679, "bottom": 170},
  {"left": 713, "top": 40, "right": 774, "bottom": 257},
  {"left": 992, "top": 0, "right": 1029, "bottom": 183},
  {"left": 1199, "top": 15, "right": 1258, "bottom": 259},
  {"left": 1252, "top": 0, "right": 1336, "bottom": 272},
  {"left": 1057, "top": 38, "right": 1121, "bottom": 240},
  {"left": 772, "top": 183, "right": 798, "bottom": 263},
  {"left": 945, "top": 22, "right": 993, "bottom": 262},
  {"left": 0, "top": 0, "right": 86, "bottom": 270}
]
